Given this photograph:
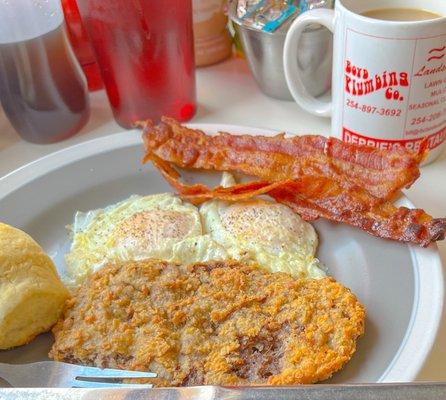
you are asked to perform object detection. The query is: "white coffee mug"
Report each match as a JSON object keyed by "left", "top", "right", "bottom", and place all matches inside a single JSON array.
[{"left": 283, "top": 0, "right": 446, "bottom": 163}]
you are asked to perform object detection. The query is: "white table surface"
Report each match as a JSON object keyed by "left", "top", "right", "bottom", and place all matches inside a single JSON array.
[{"left": 0, "top": 57, "right": 445, "bottom": 381}]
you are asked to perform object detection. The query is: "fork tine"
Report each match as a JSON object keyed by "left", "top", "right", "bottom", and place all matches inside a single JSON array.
[
  {"left": 74, "top": 365, "right": 157, "bottom": 379},
  {"left": 72, "top": 380, "right": 154, "bottom": 389}
]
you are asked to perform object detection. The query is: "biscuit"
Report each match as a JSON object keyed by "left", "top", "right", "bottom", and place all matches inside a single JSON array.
[{"left": 0, "top": 223, "right": 69, "bottom": 349}]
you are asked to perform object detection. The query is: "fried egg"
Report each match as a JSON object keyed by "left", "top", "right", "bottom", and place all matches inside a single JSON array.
[
  {"left": 199, "top": 173, "right": 325, "bottom": 278},
  {"left": 64, "top": 194, "right": 227, "bottom": 286},
  {"left": 65, "top": 175, "right": 324, "bottom": 286}
]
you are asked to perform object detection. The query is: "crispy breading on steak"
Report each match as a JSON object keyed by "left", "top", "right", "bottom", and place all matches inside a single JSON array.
[{"left": 50, "top": 260, "right": 365, "bottom": 386}]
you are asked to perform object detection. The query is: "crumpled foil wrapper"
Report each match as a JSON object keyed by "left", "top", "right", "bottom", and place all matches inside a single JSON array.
[
  {"left": 236, "top": 0, "right": 264, "bottom": 18},
  {"left": 300, "top": 0, "right": 334, "bottom": 12},
  {"left": 236, "top": 0, "right": 333, "bottom": 32}
]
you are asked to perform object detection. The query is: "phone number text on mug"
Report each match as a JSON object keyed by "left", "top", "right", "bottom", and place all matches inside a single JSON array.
[{"left": 346, "top": 99, "right": 402, "bottom": 117}]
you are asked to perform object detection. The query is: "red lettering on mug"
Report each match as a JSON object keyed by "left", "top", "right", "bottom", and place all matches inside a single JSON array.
[{"left": 344, "top": 59, "right": 410, "bottom": 100}]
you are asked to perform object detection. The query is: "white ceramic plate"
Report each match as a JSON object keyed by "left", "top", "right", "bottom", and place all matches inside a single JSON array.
[{"left": 0, "top": 124, "right": 443, "bottom": 385}]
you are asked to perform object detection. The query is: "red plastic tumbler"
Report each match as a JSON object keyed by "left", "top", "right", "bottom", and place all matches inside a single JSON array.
[
  {"left": 61, "top": 0, "right": 103, "bottom": 91},
  {"left": 76, "top": 0, "right": 197, "bottom": 128}
]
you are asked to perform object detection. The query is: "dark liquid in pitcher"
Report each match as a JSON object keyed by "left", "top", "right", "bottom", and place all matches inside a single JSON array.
[{"left": 0, "top": 24, "right": 89, "bottom": 144}]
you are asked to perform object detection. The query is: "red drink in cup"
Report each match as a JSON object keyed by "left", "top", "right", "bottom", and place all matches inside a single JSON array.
[
  {"left": 76, "top": 0, "right": 197, "bottom": 128},
  {"left": 61, "top": 0, "right": 103, "bottom": 92}
]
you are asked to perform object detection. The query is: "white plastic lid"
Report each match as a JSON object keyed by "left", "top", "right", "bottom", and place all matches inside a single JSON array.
[{"left": 0, "top": 0, "right": 63, "bottom": 44}]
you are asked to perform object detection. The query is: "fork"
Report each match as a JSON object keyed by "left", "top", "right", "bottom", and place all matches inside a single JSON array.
[{"left": 0, "top": 361, "right": 157, "bottom": 388}]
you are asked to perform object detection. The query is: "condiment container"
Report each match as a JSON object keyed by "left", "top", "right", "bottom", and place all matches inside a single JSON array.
[
  {"left": 229, "top": 0, "right": 332, "bottom": 101},
  {"left": 0, "top": 0, "right": 90, "bottom": 144},
  {"left": 193, "top": 0, "right": 233, "bottom": 67}
]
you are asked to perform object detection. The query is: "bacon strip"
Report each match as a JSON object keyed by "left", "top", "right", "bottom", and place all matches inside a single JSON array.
[
  {"left": 143, "top": 117, "right": 426, "bottom": 201},
  {"left": 142, "top": 119, "right": 445, "bottom": 246},
  {"left": 146, "top": 153, "right": 288, "bottom": 202},
  {"left": 145, "top": 153, "right": 446, "bottom": 247},
  {"left": 268, "top": 182, "right": 446, "bottom": 247}
]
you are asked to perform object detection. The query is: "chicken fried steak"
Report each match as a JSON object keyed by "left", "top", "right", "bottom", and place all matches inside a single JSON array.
[{"left": 50, "top": 260, "right": 365, "bottom": 386}]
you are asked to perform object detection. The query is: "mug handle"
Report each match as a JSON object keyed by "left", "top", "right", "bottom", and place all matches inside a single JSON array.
[{"left": 283, "top": 9, "right": 335, "bottom": 117}]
